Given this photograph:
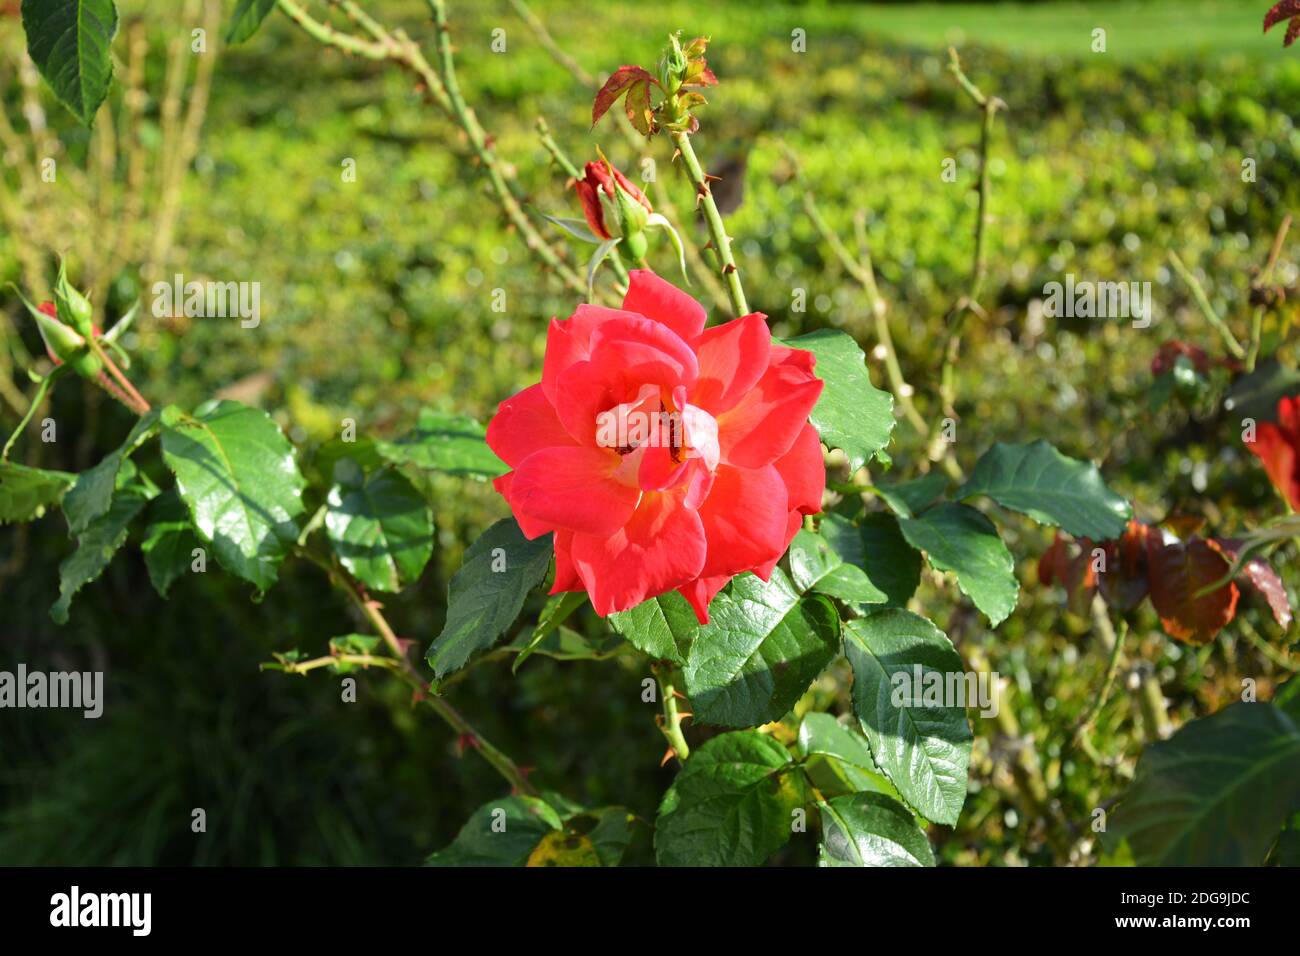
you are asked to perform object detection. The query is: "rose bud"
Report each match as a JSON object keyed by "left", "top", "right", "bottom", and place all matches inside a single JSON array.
[{"left": 575, "top": 158, "right": 652, "bottom": 242}]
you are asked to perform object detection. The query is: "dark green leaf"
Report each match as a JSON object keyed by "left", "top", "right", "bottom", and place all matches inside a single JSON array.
[
  {"left": 426, "top": 517, "right": 553, "bottom": 678},
  {"left": 655, "top": 730, "right": 806, "bottom": 866},
  {"left": 876, "top": 473, "right": 947, "bottom": 518},
  {"left": 63, "top": 410, "right": 159, "bottom": 534},
  {"left": 783, "top": 329, "right": 894, "bottom": 472},
  {"left": 797, "top": 712, "right": 899, "bottom": 800},
  {"left": 225, "top": 0, "right": 277, "bottom": 44},
  {"left": 818, "top": 792, "right": 935, "bottom": 867},
  {"left": 898, "top": 502, "right": 1018, "bottom": 626},
  {"left": 821, "top": 511, "right": 922, "bottom": 608},
  {"left": 957, "top": 440, "right": 1131, "bottom": 539},
  {"left": 139, "top": 489, "right": 200, "bottom": 598},
  {"left": 426, "top": 796, "right": 564, "bottom": 866},
  {"left": 1105, "top": 703, "right": 1300, "bottom": 866},
  {"left": 788, "top": 527, "right": 888, "bottom": 605},
  {"left": 683, "top": 569, "right": 840, "bottom": 727},
  {"left": 21, "top": 0, "right": 118, "bottom": 126},
  {"left": 844, "top": 610, "right": 973, "bottom": 826},
  {"left": 159, "top": 401, "right": 305, "bottom": 591},
  {"left": 51, "top": 480, "right": 154, "bottom": 623},
  {"left": 325, "top": 464, "right": 432, "bottom": 593},
  {"left": 0, "top": 461, "right": 75, "bottom": 524},
  {"left": 1224, "top": 357, "right": 1300, "bottom": 423},
  {"left": 375, "top": 409, "right": 505, "bottom": 479},
  {"left": 609, "top": 590, "right": 699, "bottom": 665}
]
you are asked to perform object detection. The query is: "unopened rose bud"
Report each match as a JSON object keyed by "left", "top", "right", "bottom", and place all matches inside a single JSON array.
[
  {"left": 575, "top": 158, "right": 653, "bottom": 241},
  {"left": 54, "top": 259, "right": 95, "bottom": 338}
]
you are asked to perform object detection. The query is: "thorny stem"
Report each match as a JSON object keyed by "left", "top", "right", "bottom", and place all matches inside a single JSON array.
[
  {"left": 1247, "top": 213, "right": 1292, "bottom": 372},
  {"left": 295, "top": 545, "right": 539, "bottom": 796},
  {"left": 934, "top": 49, "right": 1004, "bottom": 433},
  {"left": 508, "top": 0, "right": 731, "bottom": 312},
  {"left": 671, "top": 129, "right": 749, "bottom": 317},
  {"left": 783, "top": 144, "right": 963, "bottom": 479},
  {"left": 652, "top": 661, "right": 691, "bottom": 763},
  {"left": 1166, "top": 249, "right": 1247, "bottom": 361},
  {"left": 276, "top": 0, "right": 587, "bottom": 297}
]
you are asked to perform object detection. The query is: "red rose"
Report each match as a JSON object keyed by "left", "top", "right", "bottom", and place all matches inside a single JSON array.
[
  {"left": 1248, "top": 394, "right": 1300, "bottom": 510},
  {"left": 487, "top": 270, "right": 825, "bottom": 622},
  {"left": 574, "top": 159, "right": 652, "bottom": 240}
]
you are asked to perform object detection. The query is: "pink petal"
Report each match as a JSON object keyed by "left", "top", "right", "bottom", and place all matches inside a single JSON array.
[
  {"left": 773, "top": 422, "right": 825, "bottom": 515},
  {"left": 622, "top": 269, "right": 706, "bottom": 342},
  {"left": 570, "top": 491, "right": 706, "bottom": 615},
  {"left": 678, "top": 574, "right": 732, "bottom": 625},
  {"left": 716, "top": 359, "right": 823, "bottom": 469},
  {"left": 551, "top": 530, "right": 584, "bottom": 593},
  {"left": 509, "top": 446, "right": 640, "bottom": 536},
  {"left": 690, "top": 312, "right": 771, "bottom": 414},
  {"left": 486, "top": 383, "right": 576, "bottom": 469},
  {"left": 540, "top": 305, "right": 642, "bottom": 406},
  {"left": 696, "top": 463, "right": 789, "bottom": 579}
]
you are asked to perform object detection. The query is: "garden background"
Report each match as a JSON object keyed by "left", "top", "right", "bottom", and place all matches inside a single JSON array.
[{"left": 1, "top": 0, "right": 1297, "bottom": 865}]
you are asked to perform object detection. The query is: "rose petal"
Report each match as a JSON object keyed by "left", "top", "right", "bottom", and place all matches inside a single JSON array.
[
  {"left": 716, "top": 359, "right": 823, "bottom": 469},
  {"left": 486, "top": 383, "right": 576, "bottom": 468},
  {"left": 492, "top": 472, "right": 556, "bottom": 540},
  {"left": 551, "top": 530, "right": 583, "bottom": 593},
  {"left": 678, "top": 573, "right": 731, "bottom": 625},
  {"left": 772, "top": 422, "right": 824, "bottom": 515},
  {"left": 570, "top": 491, "right": 706, "bottom": 615},
  {"left": 509, "top": 446, "right": 640, "bottom": 536},
  {"left": 690, "top": 312, "right": 771, "bottom": 414},
  {"left": 696, "top": 463, "right": 789, "bottom": 579},
  {"left": 541, "top": 305, "right": 642, "bottom": 406},
  {"left": 622, "top": 269, "right": 706, "bottom": 341}
]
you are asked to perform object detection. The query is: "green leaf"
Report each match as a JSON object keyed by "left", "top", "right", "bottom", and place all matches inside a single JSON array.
[
  {"left": 159, "top": 401, "right": 305, "bottom": 592},
  {"left": 62, "top": 410, "right": 159, "bottom": 534},
  {"left": 783, "top": 329, "right": 894, "bottom": 472},
  {"left": 1223, "top": 357, "right": 1300, "bottom": 423},
  {"left": 788, "top": 526, "right": 888, "bottom": 605},
  {"left": 512, "top": 591, "right": 590, "bottom": 672},
  {"left": 898, "top": 502, "right": 1018, "bottom": 626},
  {"left": 325, "top": 464, "right": 432, "bottom": 593},
  {"left": 225, "top": 0, "right": 277, "bottom": 44},
  {"left": 374, "top": 409, "right": 505, "bottom": 479},
  {"left": 609, "top": 590, "right": 699, "bottom": 665},
  {"left": 139, "top": 489, "right": 201, "bottom": 598},
  {"left": 21, "top": 0, "right": 118, "bottom": 126},
  {"left": 818, "top": 792, "right": 935, "bottom": 867},
  {"left": 51, "top": 479, "right": 154, "bottom": 623},
  {"left": 426, "top": 517, "right": 553, "bottom": 678},
  {"left": 876, "top": 473, "right": 947, "bottom": 519},
  {"left": 683, "top": 569, "right": 840, "bottom": 727},
  {"left": 0, "top": 461, "right": 76, "bottom": 524},
  {"left": 541, "top": 213, "right": 603, "bottom": 244},
  {"left": 508, "top": 623, "right": 623, "bottom": 666},
  {"left": 814, "top": 511, "right": 921, "bottom": 609},
  {"left": 1105, "top": 702, "right": 1300, "bottom": 866},
  {"left": 957, "top": 440, "right": 1131, "bottom": 539},
  {"left": 426, "top": 796, "right": 565, "bottom": 866},
  {"left": 655, "top": 730, "right": 807, "bottom": 866},
  {"left": 844, "top": 610, "right": 973, "bottom": 826},
  {"left": 797, "top": 712, "right": 900, "bottom": 800}
]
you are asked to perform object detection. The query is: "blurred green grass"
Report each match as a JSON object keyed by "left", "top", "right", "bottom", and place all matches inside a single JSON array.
[{"left": 1, "top": 0, "right": 1297, "bottom": 865}]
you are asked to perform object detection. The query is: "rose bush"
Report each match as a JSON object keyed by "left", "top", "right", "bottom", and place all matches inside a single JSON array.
[{"left": 486, "top": 269, "right": 825, "bottom": 621}]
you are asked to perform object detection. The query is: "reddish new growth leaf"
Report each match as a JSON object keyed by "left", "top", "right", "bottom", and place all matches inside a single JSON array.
[
  {"left": 1265, "top": 1, "right": 1300, "bottom": 46},
  {"left": 1036, "top": 518, "right": 1291, "bottom": 644},
  {"left": 1145, "top": 530, "right": 1239, "bottom": 644},
  {"left": 1247, "top": 394, "right": 1300, "bottom": 511},
  {"left": 1097, "top": 519, "right": 1149, "bottom": 613},
  {"left": 592, "top": 65, "right": 659, "bottom": 131},
  {"left": 1208, "top": 539, "right": 1294, "bottom": 629}
]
